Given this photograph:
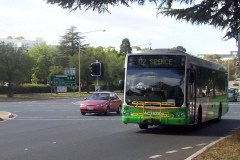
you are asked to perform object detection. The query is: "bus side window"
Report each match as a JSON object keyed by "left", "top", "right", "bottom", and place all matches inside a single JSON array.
[{"left": 189, "top": 70, "right": 195, "bottom": 84}]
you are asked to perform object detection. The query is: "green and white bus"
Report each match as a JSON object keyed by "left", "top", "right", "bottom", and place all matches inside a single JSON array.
[{"left": 121, "top": 49, "right": 228, "bottom": 129}]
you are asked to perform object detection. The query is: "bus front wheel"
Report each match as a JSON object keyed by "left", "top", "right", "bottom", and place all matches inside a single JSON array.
[{"left": 139, "top": 124, "right": 148, "bottom": 129}]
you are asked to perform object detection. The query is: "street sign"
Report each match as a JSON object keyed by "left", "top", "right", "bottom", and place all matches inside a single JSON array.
[{"left": 50, "top": 75, "right": 76, "bottom": 86}]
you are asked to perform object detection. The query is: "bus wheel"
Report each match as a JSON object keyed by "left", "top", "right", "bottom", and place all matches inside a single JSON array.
[
  {"left": 216, "top": 105, "right": 222, "bottom": 122},
  {"left": 139, "top": 124, "right": 148, "bottom": 129},
  {"left": 197, "top": 107, "right": 202, "bottom": 126}
]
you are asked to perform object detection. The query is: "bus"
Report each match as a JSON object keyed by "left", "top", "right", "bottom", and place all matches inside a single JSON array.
[{"left": 121, "top": 49, "right": 228, "bottom": 129}]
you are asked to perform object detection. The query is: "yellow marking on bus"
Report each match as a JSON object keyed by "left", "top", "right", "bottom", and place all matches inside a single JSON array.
[
  {"left": 131, "top": 112, "right": 174, "bottom": 118},
  {"left": 132, "top": 101, "right": 175, "bottom": 107}
]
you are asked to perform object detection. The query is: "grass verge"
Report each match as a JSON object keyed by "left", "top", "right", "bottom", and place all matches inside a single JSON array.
[
  {"left": 0, "top": 92, "right": 90, "bottom": 101},
  {"left": 194, "top": 131, "right": 240, "bottom": 160}
]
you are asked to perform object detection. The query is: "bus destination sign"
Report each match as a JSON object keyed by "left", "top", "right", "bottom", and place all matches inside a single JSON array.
[{"left": 127, "top": 55, "right": 186, "bottom": 68}]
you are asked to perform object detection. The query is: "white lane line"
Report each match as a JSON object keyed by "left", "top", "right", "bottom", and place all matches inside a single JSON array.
[
  {"left": 196, "top": 143, "right": 206, "bottom": 146},
  {"left": 181, "top": 147, "right": 193, "bottom": 150},
  {"left": 149, "top": 155, "right": 162, "bottom": 159},
  {"left": 166, "top": 150, "right": 178, "bottom": 154},
  {"left": 72, "top": 102, "right": 81, "bottom": 105},
  {"left": 186, "top": 137, "right": 226, "bottom": 160}
]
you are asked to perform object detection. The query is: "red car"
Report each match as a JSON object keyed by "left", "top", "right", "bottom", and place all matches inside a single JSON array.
[{"left": 80, "top": 92, "right": 122, "bottom": 115}]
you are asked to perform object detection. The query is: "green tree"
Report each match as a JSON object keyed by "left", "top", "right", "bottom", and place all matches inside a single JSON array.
[
  {"left": 59, "top": 25, "right": 84, "bottom": 56},
  {"left": 0, "top": 42, "right": 33, "bottom": 97},
  {"left": 119, "top": 38, "right": 132, "bottom": 55},
  {"left": 172, "top": 46, "right": 187, "bottom": 52},
  {"left": 28, "top": 43, "right": 58, "bottom": 84},
  {"left": 204, "top": 54, "right": 222, "bottom": 63},
  {"left": 45, "top": 0, "right": 240, "bottom": 40}
]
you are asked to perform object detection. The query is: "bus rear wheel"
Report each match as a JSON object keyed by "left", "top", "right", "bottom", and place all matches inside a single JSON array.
[
  {"left": 139, "top": 124, "right": 148, "bottom": 129},
  {"left": 197, "top": 107, "right": 202, "bottom": 126},
  {"left": 216, "top": 105, "right": 222, "bottom": 122}
]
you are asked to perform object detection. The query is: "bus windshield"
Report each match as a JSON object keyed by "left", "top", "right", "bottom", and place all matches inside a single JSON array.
[{"left": 125, "top": 67, "right": 185, "bottom": 107}]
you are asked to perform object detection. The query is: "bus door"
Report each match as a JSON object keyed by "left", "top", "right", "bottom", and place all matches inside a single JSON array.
[{"left": 188, "top": 69, "right": 196, "bottom": 124}]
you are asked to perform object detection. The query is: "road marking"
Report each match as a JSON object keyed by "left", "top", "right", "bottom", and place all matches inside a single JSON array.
[
  {"left": 52, "top": 142, "right": 57, "bottom": 144},
  {"left": 181, "top": 146, "right": 193, "bottom": 150},
  {"left": 196, "top": 143, "right": 206, "bottom": 146},
  {"left": 186, "top": 137, "right": 226, "bottom": 160},
  {"left": 72, "top": 101, "right": 81, "bottom": 105},
  {"left": 149, "top": 155, "right": 162, "bottom": 159},
  {"left": 166, "top": 150, "right": 177, "bottom": 154}
]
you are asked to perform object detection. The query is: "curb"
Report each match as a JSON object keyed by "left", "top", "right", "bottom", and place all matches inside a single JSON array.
[{"left": 185, "top": 136, "right": 226, "bottom": 160}]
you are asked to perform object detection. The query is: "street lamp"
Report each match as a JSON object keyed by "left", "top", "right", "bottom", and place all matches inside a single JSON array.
[{"left": 78, "top": 29, "right": 106, "bottom": 95}]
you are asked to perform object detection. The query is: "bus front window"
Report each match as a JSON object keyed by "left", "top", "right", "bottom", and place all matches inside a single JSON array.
[{"left": 125, "top": 68, "right": 185, "bottom": 107}]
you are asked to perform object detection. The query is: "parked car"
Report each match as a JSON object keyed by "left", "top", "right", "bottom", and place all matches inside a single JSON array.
[
  {"left": 228, "top": 88, "right": 238, "bottom": 102},
  {"left": 233, "top": 81, "right": 239, "bottom": 86},
  {"left": 80, "top": 92, "right": 122, "bottom": 115}
]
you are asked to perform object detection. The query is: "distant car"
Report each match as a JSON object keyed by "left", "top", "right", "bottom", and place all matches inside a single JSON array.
[
  {"left": 228, "top": 88, "right": 238, "bottom": 102},
  {"left": 80, "top": 92, "right": 122, "bottom": 115},
  {"left": 233, "top": 82, "right": 239, "bottom": 86}
]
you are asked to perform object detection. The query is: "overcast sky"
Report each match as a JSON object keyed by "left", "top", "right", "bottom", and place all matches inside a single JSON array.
[{"left": 0, "top": 0, "right": 238, "bottom": 55}]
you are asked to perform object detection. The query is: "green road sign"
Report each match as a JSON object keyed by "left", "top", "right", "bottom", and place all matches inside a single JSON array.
[{"left": 50, "top": 75, "right": 76, "bottom": 86}]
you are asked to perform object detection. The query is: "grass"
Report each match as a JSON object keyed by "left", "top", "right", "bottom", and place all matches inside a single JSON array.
[
  {"left": 194, "top": 131, "right": 240, "bottom": 160},
  {"left": 0, "top": 92, "right": 90, "bottom": 101}
]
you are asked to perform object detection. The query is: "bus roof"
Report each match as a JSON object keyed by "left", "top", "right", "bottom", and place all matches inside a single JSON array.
[{"left": 126, "top": 49, "right": 227, "bottom": 71}]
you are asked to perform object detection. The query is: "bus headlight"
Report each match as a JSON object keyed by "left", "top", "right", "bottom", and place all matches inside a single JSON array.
[
  {"left": 176, "top": 112, "right": 186, "bottom": 118},
  {"left": 123, "top": 110, "right": 131, "bottom": 116}
]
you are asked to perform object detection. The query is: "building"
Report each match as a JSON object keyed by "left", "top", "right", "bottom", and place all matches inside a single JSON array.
[{"left": 0, "top": 38, "right": 44, "bottom": 49}]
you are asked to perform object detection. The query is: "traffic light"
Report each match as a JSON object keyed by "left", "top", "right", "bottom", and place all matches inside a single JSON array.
[{"left": 91, "top": 62, "right": 101, "bottom": 76}]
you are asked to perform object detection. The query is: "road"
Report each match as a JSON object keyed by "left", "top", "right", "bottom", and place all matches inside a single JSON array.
[{"left": 0, "top": 99, "right": 240, "bottom": 160}]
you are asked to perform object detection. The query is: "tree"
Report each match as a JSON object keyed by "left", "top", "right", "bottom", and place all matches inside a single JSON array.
[
  {"left": 119, "top": 38, "right": 132, "bottom": 55},
  {"left": 59, "top": 25, "right": 83, "bottom": 56},
  {"left": 45, "top": 0, "right": 240, "bottom": 41},
  {"left": 172, "top": 46, "right": 187, "bottom": 52},
  {"left": 0, "top": 42, "right": 33, "bottom": 97},
  {"left": 28, "top": 43, "right": 58, "bottom": 84},
  {"left": 204, "top": 54, "right": 222, "bottom": 63}
]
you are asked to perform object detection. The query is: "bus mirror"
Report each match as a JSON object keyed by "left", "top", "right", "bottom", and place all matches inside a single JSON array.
[
  {"left": 189, "top": 72, "right": 195, "bottom": 83},
  {"left": 119, "top": 80, "right": 124, "bottom": 90}
]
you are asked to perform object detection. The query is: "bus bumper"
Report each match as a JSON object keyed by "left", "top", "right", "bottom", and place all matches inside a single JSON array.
[{"left": 122, "top": 116, "right": 188, "bottom": 126}]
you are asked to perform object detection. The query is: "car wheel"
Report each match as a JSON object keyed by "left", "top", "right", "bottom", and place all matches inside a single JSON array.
[
  {"left": 104, "top": 107, "right": 110, "bottom": 116},
  {"left": 81, "top": 112, "right": 86, "bottom": 115},
  {"left": 139, "top": 124, "right": 148, "bottom": 129},
  {"left": 116, "top": 106, "right": 121, "bottom": 115}
]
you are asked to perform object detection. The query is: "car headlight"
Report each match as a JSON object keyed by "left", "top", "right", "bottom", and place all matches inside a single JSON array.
[{"left": 80, "top": 103, "right": 86, "bottom": 107}]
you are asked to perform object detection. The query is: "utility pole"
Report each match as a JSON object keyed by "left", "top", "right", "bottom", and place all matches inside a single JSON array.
[{"left": 238, "top": 33, "right": 240, "bottom": 57}]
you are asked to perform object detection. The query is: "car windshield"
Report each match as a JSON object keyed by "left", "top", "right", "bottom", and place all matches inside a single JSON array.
[
  {"left": 87, "top": 93, "right": 110, "bottom": 100},
  {"left": 125, "top": 67, "right": 185, "bottom": 107}
]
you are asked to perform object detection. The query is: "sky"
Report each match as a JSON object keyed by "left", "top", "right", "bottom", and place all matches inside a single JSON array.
[{"left": 0, "top": 0, "right": 238, "bottom": 55}]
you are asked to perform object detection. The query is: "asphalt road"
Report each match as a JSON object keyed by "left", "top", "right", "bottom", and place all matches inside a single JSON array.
[{"left": 0, "top": 99, "right": 240, "bottom": 160}]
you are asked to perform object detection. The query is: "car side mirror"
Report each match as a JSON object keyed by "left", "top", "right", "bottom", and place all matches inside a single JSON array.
[{"left": 110, "top": 97, "right": 115, "bottom": 100}]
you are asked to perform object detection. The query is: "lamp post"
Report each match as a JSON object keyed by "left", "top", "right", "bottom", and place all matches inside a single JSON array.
[{"left": 78, "top": 29, "right": 106, "bottom": 95}]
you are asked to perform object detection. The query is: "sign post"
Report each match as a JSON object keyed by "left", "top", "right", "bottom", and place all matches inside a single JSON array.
[{"left": 50, "top": 75, "right": 76, "bottom": 93}]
